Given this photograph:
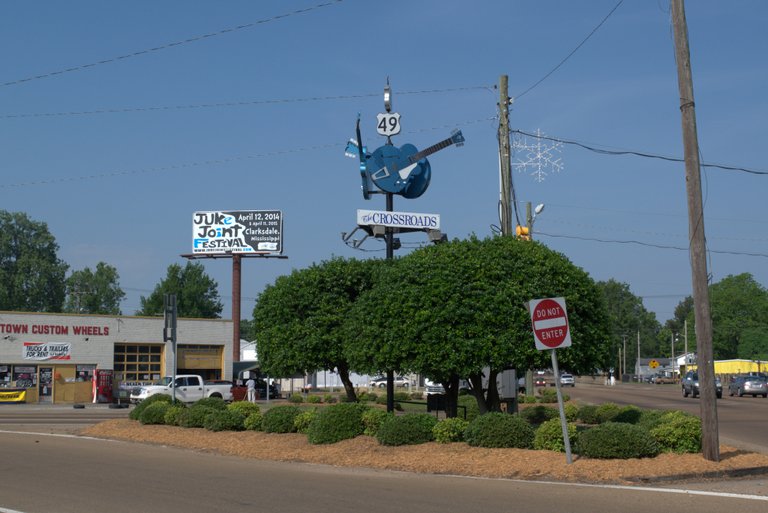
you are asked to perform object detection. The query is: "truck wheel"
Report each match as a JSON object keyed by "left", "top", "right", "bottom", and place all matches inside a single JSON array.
[
  {"left": 210, "top": 393, "right": 222, "bottom": 399},
  {"left": 682, "top": 387, "right": 688, "bottom": 397}
]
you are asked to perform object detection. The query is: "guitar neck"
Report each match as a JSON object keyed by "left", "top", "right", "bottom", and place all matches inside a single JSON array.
[{"left": 408, "top": 137, "right": 455, "bottom": 164}]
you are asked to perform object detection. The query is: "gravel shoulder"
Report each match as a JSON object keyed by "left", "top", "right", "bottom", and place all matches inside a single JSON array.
[{"left": 82, "top": 419, "right": 768, "bottom": 486}]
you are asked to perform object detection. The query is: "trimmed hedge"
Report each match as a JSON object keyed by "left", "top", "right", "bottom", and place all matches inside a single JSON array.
[
  {"left": 244, "top": 411, "right": 263, "bottom": 431},
  {"left": 262, "top": 405, "right": 301, "bottom": 433},
  {"left": 179, "top": 405, "right": 219, "bottom": 428},
  {"left": 457, "top": 395, "right": 480, "bottom": 422},
  {"left": 650, "top": 411, "right": 701, "bottom": 453},
  {"left": 534, "top": 418, "right": 577, "bottom": 452},
  {"left": 130, "top": 393, "right": 174, "bottom": 420},
  {"left": 139, "top": 401, "right": 170, "bottom": 425},
  {"left": 614, "top": 405, "right": 642, "bottom": 424},
  {"left": 433, "top": 417, "right": 468, "bottom": 444},
  {"left": 576, "top": 422, "right": 659, "bottom": 459},
  {"left": 194, "top": 396, "right": 228, "bottom": 411},
  {"left": 163, "top": 404, "right": 186, "bottom": 426},
  {"left": 227, "top": 401, "right": 260, "bottom": 418},
  {"left": 520, "top": 405, "right": 558, "bottom": 426},
  {"left": 464, "top": 413, "right": 534, "bottom": 449},
  {"left": 362, "top": 408, "right": 391, "bottom": 437},
  {"left": 376, "top": 413, "right": 437, "bottom": 446},
  {"left": 306, "top": 402, "right": 369, "bottom": 444},
  {"left": 203, "top": 409, "right": 246, "bottom": 432},
  {"left": 294, "top": 409, "right": 319, "bottom": 434}
]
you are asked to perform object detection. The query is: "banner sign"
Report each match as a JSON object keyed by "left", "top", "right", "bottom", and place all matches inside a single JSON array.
[
  {"left": 192, "top": 210, "right": 283, "bottom": 255},
  {"left": 0, "top": 389, "right": 26, "bottom": 403},
  {"left": 357, "top": 209, "right": 440, "bottom": 230},
  {"left": 23, "top": 342, "right": 72, "bottom": 361}
]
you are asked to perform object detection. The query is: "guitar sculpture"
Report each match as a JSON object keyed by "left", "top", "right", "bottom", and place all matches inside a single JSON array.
[
  {"left": 369, "top": 129, "right": 464, "bottom": 198},
  {"left": 344, "top": 114, "right": 372, "bottom": 199}
]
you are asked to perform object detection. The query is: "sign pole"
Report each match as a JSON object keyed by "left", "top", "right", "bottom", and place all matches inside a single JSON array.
[{"left": 550, "top": 349, "right": 573, "bottom": 464}]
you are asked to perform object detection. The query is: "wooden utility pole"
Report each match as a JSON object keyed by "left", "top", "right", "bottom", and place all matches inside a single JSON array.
[
  {"left": 498, "top": 75, "right": 513, "bottom": 236},
  {"left": 671, "top": 0, "right": 719, "bottom": 461}
]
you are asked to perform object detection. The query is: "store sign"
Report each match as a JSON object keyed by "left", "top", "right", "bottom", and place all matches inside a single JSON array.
[
  {"left": 192, "top": 210, "right": 283, "bottom": 255},
  {"left": 23, "top": 342, "right": 72, "bottom": 361},
  {"left": 357, "top": 209, "right": 440, "bottom": 230},
  {"left": 0, "top": 389, "right": 25, "bottom": 403}
]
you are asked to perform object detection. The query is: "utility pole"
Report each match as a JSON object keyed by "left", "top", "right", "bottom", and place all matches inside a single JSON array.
[
  {"left": 498, "top": 74, "right": 513, "bottom": 237},
  {"left": 671, "top": 0, "right": 719, "bottom": 462}
]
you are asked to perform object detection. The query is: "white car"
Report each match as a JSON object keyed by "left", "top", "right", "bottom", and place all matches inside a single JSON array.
[
  {"left": 369, "top": 375, "right": 411, "bottom": 388},
  {"left": 560, "top": 374, "right": 575, "bottom": 387}
]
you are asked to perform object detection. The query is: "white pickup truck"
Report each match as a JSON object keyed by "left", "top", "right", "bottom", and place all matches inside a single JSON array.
[{"left": 130, "top": 375, "right": 233, "bottom": 404}]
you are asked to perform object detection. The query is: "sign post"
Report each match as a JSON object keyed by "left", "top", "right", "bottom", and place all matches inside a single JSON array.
[{"left": 529, "top": 297, "right": 573, "bottom": 464}]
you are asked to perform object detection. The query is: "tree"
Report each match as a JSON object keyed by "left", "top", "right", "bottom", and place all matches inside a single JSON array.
[
  {"left": 252, "top": 257, "right": 379, "bottom": 402},
  {"left": 137, "top": 262, "right": 222, "bottom": 318},
  {"left": 346, "top": 236, "right": 611, "bottom": 417},
  {"left": 64, "top": 262, "right": 125, "bottom": 315},
  {"left": 595, "top": 280, "right": 661, "bottom": 373},
  {"left": 0, "top": 210, "right": 68, "bottom": 312}
]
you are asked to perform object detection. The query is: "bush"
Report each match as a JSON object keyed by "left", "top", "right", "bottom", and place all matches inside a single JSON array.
[
  {"left": 538, "top": 388, "right": 559, "bottom": 403},
  {"left": 433, "top": 417, "right": 468, "bottom": 444},
  {"left": 306, "top": 395, "right": 322, "bottom": 404},
  {"left": 358, "top": 391, "right": 377, "bottom": 402},
  {"left": 193, "top": 396, "right": 228, "bottom": 411},
  {"left": 179, "top": 405, "right": 219, "bottom": 428},
  {"left": 227, "top": 401, "right": 260, "bottom": 418},
  {"left": 520, "top": 405, "right": 558, "bottom": 426},
  {"left": 650, "top": 411, "right": 701, "bottom": 453},
  {"left": 521, "top": 394, "right": 537, "bottom": 404},
  {"left": 362, "top": 409, "right": 391, "bottom": 437},
  {"left": 262, "top": 405, "right": 301, "bottom": 433},
  {"left": 636, "top": 409, "right": 668, "bottom": 431},
  {"left": 323, "top": 394, "right": 337, "bottom": 404},
  {"left": 376, "top": 414, "right": 437, "bottom": 446},
  {"left": 464, "top": 413, "right": 534, "bottom": 449},
  {"left": 288, "top": 394, "right": 304, "bottom": 404},
  {"left": 534, "top": 418, "right": 577, "bottom": 452},
  {"left": 163, "top": 404, "right": 186, "bottom": 426},
  {"left": 595, "top": 403, "right": 621, "bottom": 423},
  {"left": 564, "top": 403, "right": 579, "bottom": 422},
  {"left": 457, "top": 395, "right": 480, "bottom": 422},
  {"left": 139, "top": 401, "right": 170, "bottom": 425},
  {"left": 244, "top": 411, "right": 263, "bottom": 431},
  {"left": 394, "top": 391, "right": 409, "bottom": 401},
  {"left": 576, "top": 422, "right": 659, "bottom": 459},
  {"left": 130, "top": 393, "right": 174, "bottom": 420},
  {"left": 576, "top": 404, "right": 600, "bottom": 424},
  {"left": 203, "top": 409, "right": 246, "bottom": 432},
  {"left": 307, "top": 402, "right": 369, "bottom": 444},
  {"left": 614, "top": 405, "right": 642, "bottom": 424},
  {"left": 294, "top": 409, "right": 319, "bottom": 434}
]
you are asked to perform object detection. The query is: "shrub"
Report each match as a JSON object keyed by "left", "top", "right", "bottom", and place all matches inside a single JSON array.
[
  {"left": 376, "top": 414, "right": 437, "bottom": 446},
  {"left": 650, "top": 411, "right": 701, "bottom": 453},
  {"left": 307, "top": 402, "right": 369, "bottom": 444},
  {"left": 307, "top": 395, "right": 322, "bottom": 404},
  {"left": 520, "top": 405, "right": 558, "bottom": 426},
  {"left": 227, "top": 401, "right": 260, "bottom": 418},
  {"left": 433, "top": 417, "right": 468, "bottom": 444},
  {"left": 636, "top": 409, "right": 668, "bottom": 431},
  {"left": 139, "top": 401, "right": 170, "bottom": 425},
  {"left": 203, "top": 409, "right": 246, "bottom": 432},
  {"left": 288, "top": 394, "right": 304, "bottom": 404},
  {"left": 464, "top": 413, "right": 534, "bottom": 449},
  {"left": 457, "top": 395, "right": 480, "bottom": 422},
  {"left": 564, "top": 403, "right": 579, "bottom": 422},
  {"left": 393, "top": 391, "right": 409, "bottom": 401},
  {"left": 614, "top": 405, "right": 642, "bottom": 424},
  {"left": 576, "top": 404, "right": 600, "bottom": 424},
  {"left": 362, "top": 409, "right": 391, "bottom": 436},
  {"left": 294, "top": 409, "right": 319, "bottom": 434},
  {"left": 358, "top": 391, "right": 377, "bottom": 402},
  {"left": 534, "top": 418, "right": 577, "bottom": 452},
  {"left": 323, "top": 394, "right": 337, "bottom": 404},
  {"left": 244, "top": 411, "right": 263, "bottom": 431},
  {"left": 163, "top": 404, "right": 186, "bottom": 426},
  {"left": 595, "top": 403, "right": 621, "bottom": 423},
  {"left": 538, "top": 388, "right": 559, "bottom": 403},
  {"left": 521, "top": 394, "right": 537, "bottom": 404},
  {"left": 129, "top": 393, "right": 174, "bottom": 420},
  {"left": 193, "top": 396, "right": 228, "bottom": 411},
  {"left": 576, "top": 422, "right": 659, "bottom": 459},
  {"left": 262, "top": 405, "right": 301, "bottom": 433},
  {"left": 179, "top": 405, "right": 219, "bottom": 428}
]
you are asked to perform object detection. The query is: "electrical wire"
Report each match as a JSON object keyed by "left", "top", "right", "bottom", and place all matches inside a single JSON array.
[
  {"left": 515, "top": 0, "right": 624, "bottom": 100},
  {"left": 1, "top": 1, "right": 343, "bottom": 88},
  {"left": 511, "top": 129, "right": 768, "bottom": 176}
]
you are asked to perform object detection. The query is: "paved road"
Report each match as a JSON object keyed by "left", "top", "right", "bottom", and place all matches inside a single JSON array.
[{"left": 1, "top": 430, "right": 767, "bottom": 513}]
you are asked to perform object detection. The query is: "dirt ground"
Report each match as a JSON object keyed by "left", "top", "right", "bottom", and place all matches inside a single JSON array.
[{"left": 82, "top": 418, "right": 768, "bottom": 485}]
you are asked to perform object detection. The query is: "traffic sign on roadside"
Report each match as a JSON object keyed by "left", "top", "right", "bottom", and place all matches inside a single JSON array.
[{"left": 529, "top": 297, "right": 572, "bottom": 350}]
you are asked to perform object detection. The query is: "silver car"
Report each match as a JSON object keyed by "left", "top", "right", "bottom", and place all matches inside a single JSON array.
[{"left": 728, "top": 375, "right": 768, "bottom": 398}]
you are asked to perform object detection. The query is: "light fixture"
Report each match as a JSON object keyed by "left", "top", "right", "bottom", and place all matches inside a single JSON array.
[
  {"left": 534, "top": 203, "right": 545, "bottom": 216},
  {"left": 2, "top": 335, "right": 16, "bottom": 342},
  {"left": 384, "top": 81, "right": 392, "bottom": 113}
]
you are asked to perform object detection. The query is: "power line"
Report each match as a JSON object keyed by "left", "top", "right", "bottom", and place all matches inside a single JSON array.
[
  {"left": 1, "top": 0, "right": 343, "bottom": 88},
  {"left": 512, "top": 129, "right": 768, "bottom": 176},
  {"left": 515, "top": 0, "right": 624, "bottom": 100},
  {"left": 0, "top": 85, "right": 492, "bottom": 119}
]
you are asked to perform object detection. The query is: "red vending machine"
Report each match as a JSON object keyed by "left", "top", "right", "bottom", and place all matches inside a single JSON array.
[{"left": 93, "top": 369, "right": 114, "bottom": 403}]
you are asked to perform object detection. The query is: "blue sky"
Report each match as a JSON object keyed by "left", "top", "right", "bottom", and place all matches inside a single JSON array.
[{"left": 1, "top": 1, "right": 766, "bottom": 326}]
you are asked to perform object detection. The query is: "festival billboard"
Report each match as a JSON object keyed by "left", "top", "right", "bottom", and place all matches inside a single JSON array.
[{"left": 192, "top": 210, "right": 283, "bottom": 255}]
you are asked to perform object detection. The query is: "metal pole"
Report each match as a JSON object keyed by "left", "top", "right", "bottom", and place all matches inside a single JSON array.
[
  {"left": 232, "top": 254, "right": 242, "bottom": 364},
  {"left": 550, "top": 349, "right": 573, "bottom": 464},
  {"left": 385, "top": 192, "right": 395, "bottom": 413}
]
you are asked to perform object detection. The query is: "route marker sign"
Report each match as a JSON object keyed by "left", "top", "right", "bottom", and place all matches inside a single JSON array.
[{"left": 529, "top": 297, "right": 571, "bottom": 351}]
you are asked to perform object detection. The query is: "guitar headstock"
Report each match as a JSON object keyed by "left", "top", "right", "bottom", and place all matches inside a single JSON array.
[
  {"left": 344, "top": 138, "right": 359, "bottom": 158},
  {"left": 450, "top": 129, "right": 465, "bottom": 147}
]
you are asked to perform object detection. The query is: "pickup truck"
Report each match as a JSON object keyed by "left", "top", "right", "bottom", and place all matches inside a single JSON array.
[{"left": 130, "top": 375, "right": 233, "bottom": 404}]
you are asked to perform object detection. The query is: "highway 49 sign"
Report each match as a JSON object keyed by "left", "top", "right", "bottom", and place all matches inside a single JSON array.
[{"left": 529, "top": 297, "right": 572, "bottom": 350}]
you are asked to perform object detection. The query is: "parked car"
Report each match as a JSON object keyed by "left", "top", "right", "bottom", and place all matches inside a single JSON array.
[
  {"left": 369, "top": 375, "right": 411, "bottom": 388},
  {"left": 559, "top": 373, "right": 575, "bottom": 387},
  {"left": 534, "top": 375, "right": 548, "bottom": 387},
  {"left": 424, "top": 378, "right": 445, "bottom": 395},
  {"left": 728, "top": 375, "right": 768, "bottom": 398},
  {"left": 653, "top": 374, "right": 676, "bottom": 385},
  {"left": 681, "top": 371, "right": 722, "bottom": 399}
]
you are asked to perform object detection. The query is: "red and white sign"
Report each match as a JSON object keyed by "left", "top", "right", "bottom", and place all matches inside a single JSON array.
[
  {"left": 529, "top": 297, "right": 572, "bottom": 350},
  {"left": 23, "top": 342, "right": 72, "bottom": 360}
]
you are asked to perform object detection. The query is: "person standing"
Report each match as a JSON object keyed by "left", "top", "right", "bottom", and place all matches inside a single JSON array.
[{"left": 246, "top": 376, "right": 256, "bottom": 403}]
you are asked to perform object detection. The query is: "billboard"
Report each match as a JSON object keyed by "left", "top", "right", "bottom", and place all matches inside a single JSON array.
[{"left": 192, "top": 210, "right": 283, "bottom": 255}]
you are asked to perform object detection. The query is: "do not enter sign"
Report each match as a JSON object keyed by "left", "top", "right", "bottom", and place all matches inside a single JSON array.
[{"left": 529, "top": 297, "right": 572, "bottom": 350}]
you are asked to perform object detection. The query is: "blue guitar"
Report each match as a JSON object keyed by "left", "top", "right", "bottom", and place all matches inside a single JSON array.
[
  {"left": 369, "top": 129, "right": 464, "bottom": 198},
  {"left": 344, "top": 114, "right": 372, "bottom": 199}
]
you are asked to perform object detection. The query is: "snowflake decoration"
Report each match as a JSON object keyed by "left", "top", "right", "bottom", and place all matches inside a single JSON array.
[{"left": 512, "top": 129, "right": 564, "bottom": 182}]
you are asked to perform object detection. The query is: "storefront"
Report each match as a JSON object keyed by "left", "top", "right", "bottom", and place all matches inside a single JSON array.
[{"left": 0, "top": 311, "right": 233, "bottom": 404}]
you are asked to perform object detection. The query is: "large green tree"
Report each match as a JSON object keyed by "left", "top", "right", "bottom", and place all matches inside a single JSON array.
[
  {"left": 64, "top": 262, "right": 125, "bottom": 315},
  {"left": 0, "top": 210, "right": 68, "bottom": 312},
  {"left": 346, "top": 236, "right": 611, "bottom": 416},
  {"left": 252, "top": 257, "right": 379, "bottom": 402},
  {"left": 137, "top": 262, "right": 222, "bottom": 318}
]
